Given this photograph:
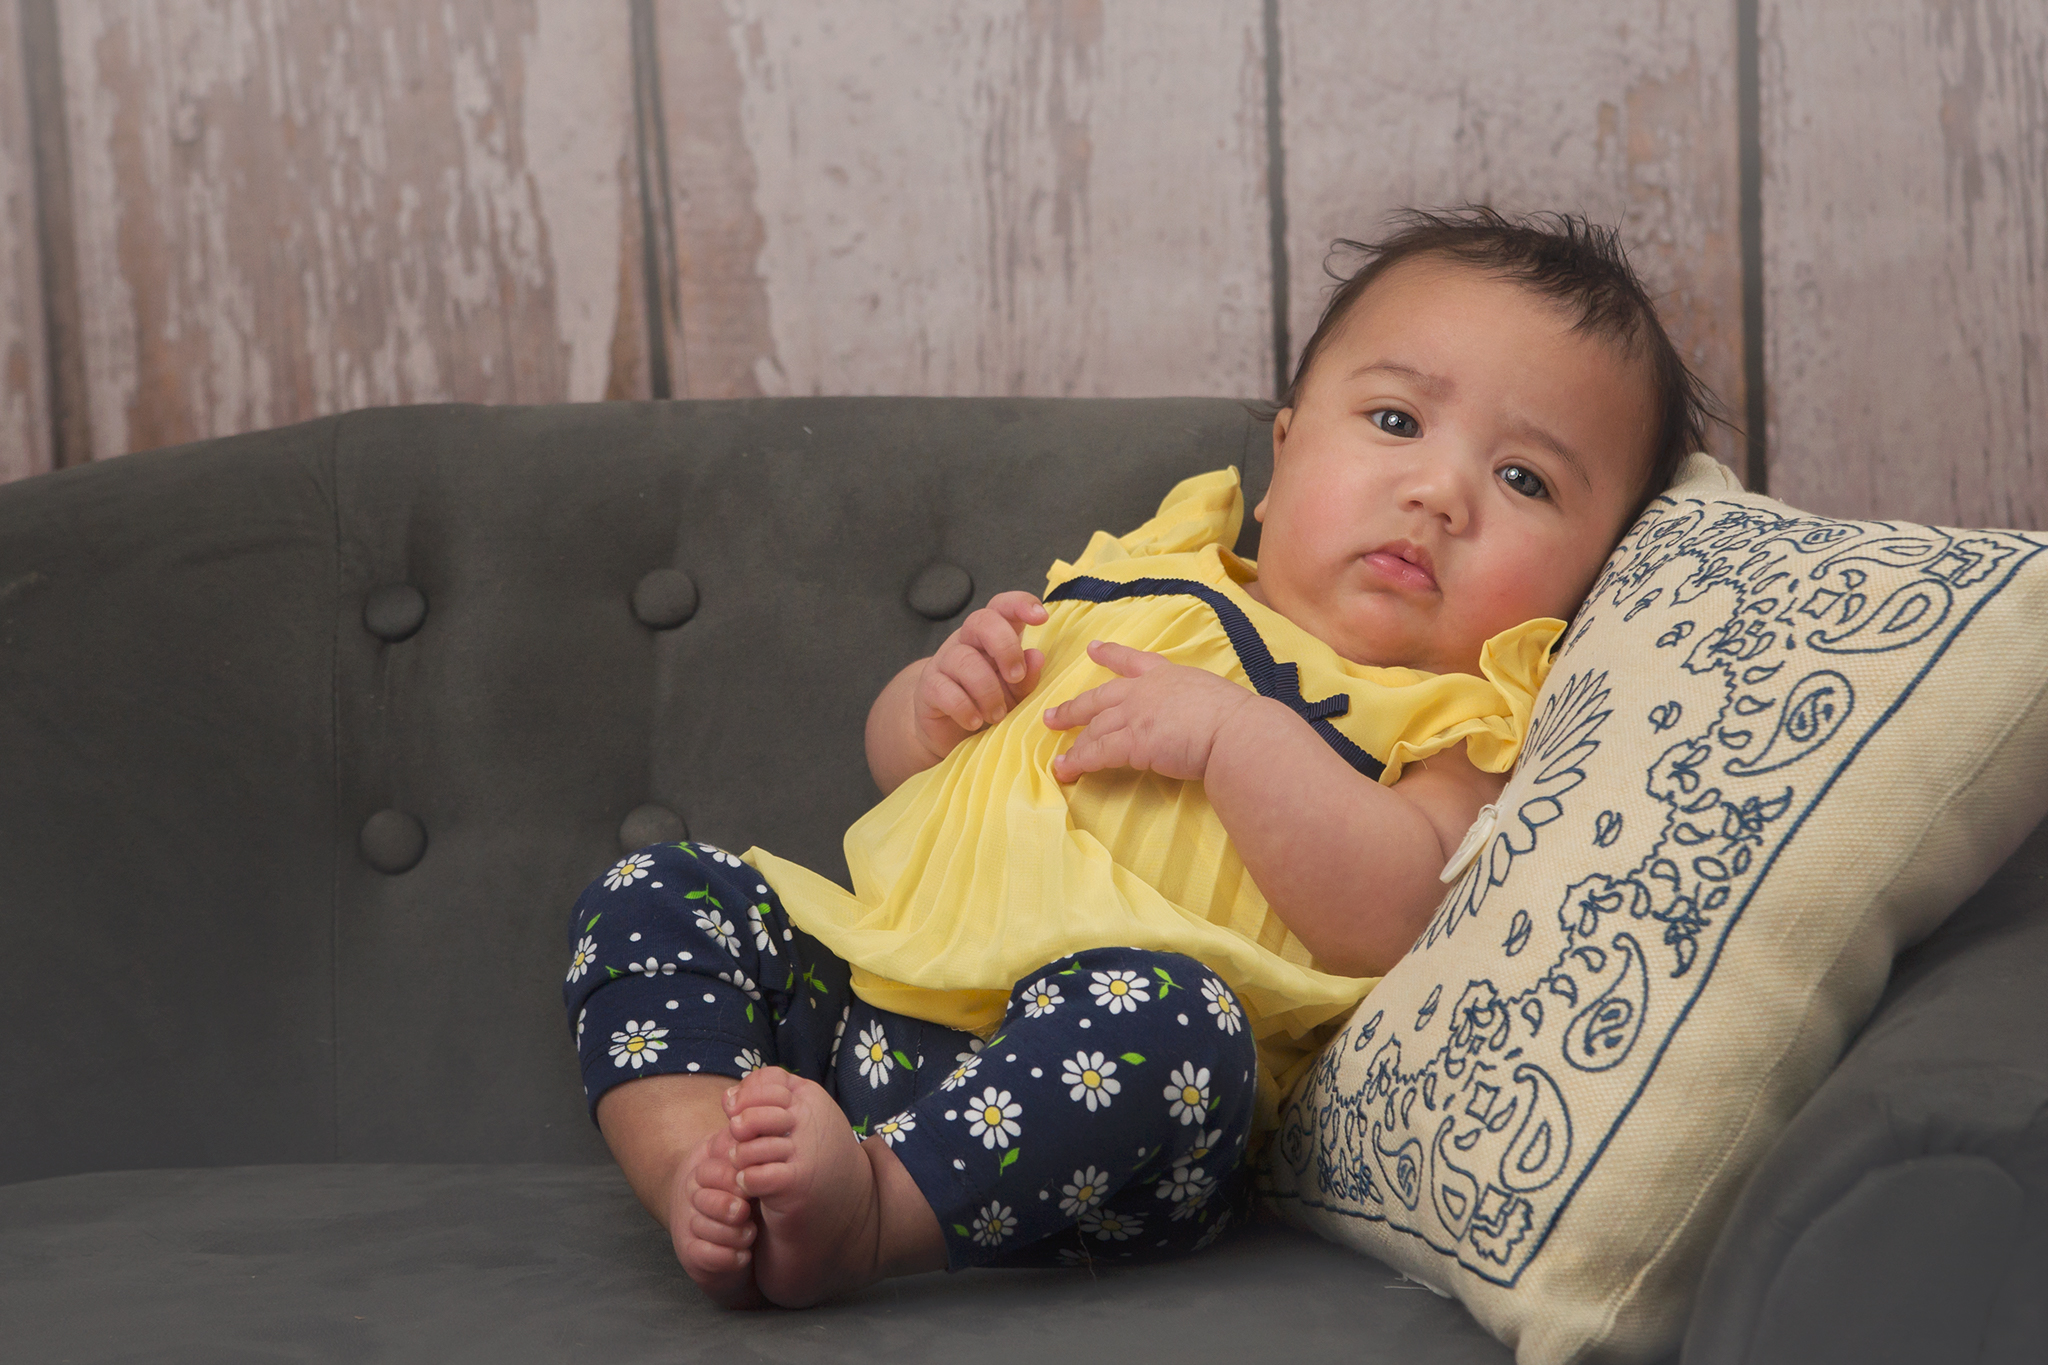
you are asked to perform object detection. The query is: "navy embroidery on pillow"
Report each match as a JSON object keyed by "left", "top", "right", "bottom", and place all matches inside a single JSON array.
[{"left": 1271, "top": 498, "right": 2048, "bottom": 1286}]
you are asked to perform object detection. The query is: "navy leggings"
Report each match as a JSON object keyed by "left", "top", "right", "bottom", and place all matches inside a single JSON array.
[{"left": 564, "top": 840, "right": 1259, "bottom": 1270}]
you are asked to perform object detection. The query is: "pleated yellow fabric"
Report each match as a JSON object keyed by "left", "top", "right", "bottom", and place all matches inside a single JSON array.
[{"left": 745, "top": 468, "right": 1560, "bottom": 1131}]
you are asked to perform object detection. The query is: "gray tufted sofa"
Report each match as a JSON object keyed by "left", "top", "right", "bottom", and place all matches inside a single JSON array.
[{"left": 2, "top": 399, "right": 2043, "bottom": 1364}]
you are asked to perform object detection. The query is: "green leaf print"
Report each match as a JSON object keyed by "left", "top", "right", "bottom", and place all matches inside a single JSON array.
[
  {"left": 584, "top": 914, "right": 602, "bottom": 932},
  {"left": 745, "top": 1003, "right": 755, "bottom": 1024},
  {"left": 953, "top": 1223, "right": 971, "bottom": 1237},
  {"left": 1119, "top": 1052, "right": 1146, "bottom": 1065},
  {"left": 606, "top": 967, "right": 622, "bottom": 979},
  {"left": 1000, "top": 1148, "right": 1020, "bottom": 1172},
  {"left": 892, "top": 1050, "right": 914, "bottom": 1071},
  {"left": 1152, "top": 966, "right": 1180, "bottom": 997},
  {"left": 685, "top": 886, "right": 709, "bottom": 900},
  {"left": 852, "top": 1116, "right": 870, "bottom": 1137},
  {"left": 801, "top": 965, "right": 830, "bottom": 995}
]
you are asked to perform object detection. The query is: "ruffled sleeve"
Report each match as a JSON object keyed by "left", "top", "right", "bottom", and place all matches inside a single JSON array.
[
  {"left": 1378, "top": 617, "right": 1564, "bottom": 781},
  {"left": 1045, "top": 467, "right": 1244, "bottom": 591}
]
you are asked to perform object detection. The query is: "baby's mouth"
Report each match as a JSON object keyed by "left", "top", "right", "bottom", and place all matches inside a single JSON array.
[{"left": 1362, "top": 543, "right": 1436, "bottom": 590}]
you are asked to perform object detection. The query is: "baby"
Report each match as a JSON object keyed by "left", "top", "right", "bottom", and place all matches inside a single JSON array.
[{"left": 563, "top": 207, "right": 1714, "bottom": 1310}]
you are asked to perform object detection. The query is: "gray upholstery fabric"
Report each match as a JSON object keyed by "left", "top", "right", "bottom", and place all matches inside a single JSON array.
[
  {"left": 0, "top": 396, "right": 2038, "bottom": 1362},
  {"left": 0, "top": 1165, "right": 1513, "bottom": 1364},
  {"left": 1684, "top": 815, "right": 2048, "bottom": 1364}
]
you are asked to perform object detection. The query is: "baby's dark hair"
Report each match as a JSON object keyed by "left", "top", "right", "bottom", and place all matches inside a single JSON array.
[{"left": 1276, "top": 206, "right": 1724, "bottom": 515}]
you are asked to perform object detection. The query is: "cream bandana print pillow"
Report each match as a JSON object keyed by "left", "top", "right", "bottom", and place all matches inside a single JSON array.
[{"left": 1261, "top": 455, "right": 2048, "bottom": 1364}]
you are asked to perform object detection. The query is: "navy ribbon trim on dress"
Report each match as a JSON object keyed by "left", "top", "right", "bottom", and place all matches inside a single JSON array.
[{"left": 1044, "top": 574, "right": 1385, "bottom": 781}]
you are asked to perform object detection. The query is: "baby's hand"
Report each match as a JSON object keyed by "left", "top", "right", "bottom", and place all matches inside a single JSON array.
[
  {"left": 1043, "top": 640, "right": 1257, "bottom": 784},
  {"left": 913, "top": 591, "right": 1049, "bottom": 759}
]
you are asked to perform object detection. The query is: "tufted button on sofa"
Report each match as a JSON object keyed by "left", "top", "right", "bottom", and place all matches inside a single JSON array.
[{"left": 1, "top": 399, "right": 2042, "bottom": 1364}]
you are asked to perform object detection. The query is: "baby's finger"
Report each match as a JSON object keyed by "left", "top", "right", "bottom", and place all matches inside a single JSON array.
[
  {"left": 937, "top": 642, "right": 1011, "bottom": 725},
  {"left": 1087, "top": 638, "right": 1167, "bottom": 677},
  {"left": 1053, "top": 722, "right": 1134, "bottom": 783},
  {"left": 921, "top": 665, "right": 987, "bottom": 733},
  {"left": 959, "top": 609, "right": 1034, "bottom": 690},
  {"left": 987, "top": 589, "right": 1049, "bottom": 627},
  {"left": 1041, "top": 678, "right": 1125, "bottom": 732}
]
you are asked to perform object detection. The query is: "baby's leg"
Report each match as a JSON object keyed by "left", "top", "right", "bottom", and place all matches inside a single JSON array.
[
  {"left": 727, "top": 947, "right": 1259, "bottom": 1284},
  {"left": 563, "top": 840, "right": 855, "bottom": 1306},
  {"left": 720, "top": 1066, "right": 947, "bottom": 1307},
  {"left": 893, "top": 948, "right": 1259, "bottom": 1269}
]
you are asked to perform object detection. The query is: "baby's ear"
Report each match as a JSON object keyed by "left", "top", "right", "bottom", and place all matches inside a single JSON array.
[{"left": 1271, "top": 406, "right": 1293, "bottom": 452}]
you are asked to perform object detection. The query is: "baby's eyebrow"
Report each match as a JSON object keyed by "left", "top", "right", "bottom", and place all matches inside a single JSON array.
[
  {"left": 1504, "top": 418, "right": 1592, "bottom": 490},
  {"left": 1345, "top": 361, "right": 1450, "bottom": 396}
]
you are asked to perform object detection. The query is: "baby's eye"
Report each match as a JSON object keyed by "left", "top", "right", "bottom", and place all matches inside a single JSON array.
[
  {"left": 1369, "top": 409, "right": 1419, "bottom": 438},
  {"left": 1500, "top": 465, "right": 1549, "bottom": 499}
]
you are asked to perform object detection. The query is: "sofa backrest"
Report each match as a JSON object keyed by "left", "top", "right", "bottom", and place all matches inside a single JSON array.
[{"left": 0, "top": 398, "right": 1270, "bottom": 1183}]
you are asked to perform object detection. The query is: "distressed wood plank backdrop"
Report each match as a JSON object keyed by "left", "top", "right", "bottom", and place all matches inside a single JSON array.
[
  {"left": 0, "top": 0, "right": 45, "bottom": 480},
  {"left": 1762, "top": 0, "right": 2046, "bottom": 526},
  {"left": 1, "top": 0, "right": 2042, "bottom": 531}
]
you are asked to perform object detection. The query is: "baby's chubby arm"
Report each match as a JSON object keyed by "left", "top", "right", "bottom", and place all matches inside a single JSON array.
[
  {"left": 1045, "top": 639, "right": 1502, "bottom": 978},
  {"left": 865, "top": 590, "right": 1049, "bottom": 794}
]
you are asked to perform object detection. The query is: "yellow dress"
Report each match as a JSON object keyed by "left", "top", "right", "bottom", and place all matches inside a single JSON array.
[{"left": 744, "top": 468, "right": 1559, "bottom": 1132}]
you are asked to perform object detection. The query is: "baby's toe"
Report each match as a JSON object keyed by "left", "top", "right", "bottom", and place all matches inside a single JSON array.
[
  {"left": 692, "top": 1182, "right": 751, "bottom": 1227},
  {"left": 690, "top": 1207, "right": 758, "bottom": 1250}
]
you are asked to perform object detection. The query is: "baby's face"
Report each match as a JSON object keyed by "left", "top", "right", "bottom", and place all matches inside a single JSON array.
[{"left": 1250, "top": 257, "right": 1656, "bottom": 676}]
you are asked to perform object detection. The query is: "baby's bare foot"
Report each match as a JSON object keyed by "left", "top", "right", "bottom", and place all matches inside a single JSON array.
[
  {"left": 725, "top": 1066, "right": 944, "bottom": 1307},
  {"left": 670, "top": 1125, "right": 765, "bottom": 1308}
]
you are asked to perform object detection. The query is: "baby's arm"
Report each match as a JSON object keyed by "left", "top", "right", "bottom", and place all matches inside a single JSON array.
[
  {"left": 865, "top": 590, "right": 1048, "bottom": 794},
  {"left": 1044, "top": 639, "right": 1501, "bottom": 977}
]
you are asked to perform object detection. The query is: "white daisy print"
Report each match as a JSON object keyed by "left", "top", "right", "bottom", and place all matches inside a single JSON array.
[
  {"left": 1165, "top": 1063, "right": 1211, "bottom": 1124},
  {"left": 1059, "top": 1166, "right": 1112, "bottom": 1217},
  {"left": 1189, "top": 1127, "right": 1224, "bottom": 1163},
  {"left": 1194, "top": 1209, "right": 1232, "bottom": 1250},
  {"left": 694, "top": 909, "right": 740, "bottom": 955},
  {"left": 746, "top": 902, "right": 778, "bottom": 956},
  {"left": 604, "top": 853, "right": 656, "bottom": 891},
  {"left": 1061, "top": 1050, "right": 1121, "bottom": 1112},
  {"left": 716, "top": 967, "right": 761, "bottom": 1000},
  {"left": 971, "top": 1201, "right": 1017, "bottom": 1247},
  {"left": 939, "top": 1052, "right": 982, "bottom": 1092},
  {"left": 1079, "top": 1207, "right": 1144, "bottom": 1241},
  {"left": 609, "top": 1020, "right": 669, "bottom": 1070},
  {"left": 733, "top": 1047, "right": 764, "bottom": 1075},
  {"left": 829, "top": 1002, "right": 850, "bottom": 1069},
  {"left": 1021, "top": 978, "right": 1063, "bottom": 1018},
  {"left": 963, "top": 1086, "right": 1022, "bottom": 1149},
  {"left": 1157, "top": 1159, "right": 1217, "bottom": 1218},
  {"left": 698, "top": 845, "right": 744, "bottom": 868},
  {"left": 1055, "top": 1247, "right": 1094, "bottom": 1267},
  {"left": 566, "top": 936, "right": 598, "bottom": 983},
  {"left": 1201, "top": 977, "right": 1243, "bottom": 1034},
  {"left": 576, "top": 1007, "right": 586, "bottom": 1041},
  {"left": 856, "top": 1023, "right": 895, "bottom": 1088},
  {"left": 1089, "top": 969, "right": 1150, "bottom": 1013},
  {"left": 627, "top": 955, "right": 676, "bottom": 978},
  {"left": 873, "top": 1111, "right": 916, "bottom": 1147}
]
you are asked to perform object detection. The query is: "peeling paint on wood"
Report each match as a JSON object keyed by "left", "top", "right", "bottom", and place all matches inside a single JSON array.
[
  {"left": 682, "top": 0, "right": 1271, "bottom": 399},
  {"left": 1278, "top": 0, "right": 1748, "bottom": 478},
  {"left": 1762, "top": 0, "right": 2045, "bottom": 527},
  {"left": 651, "top": 0, "right": 771, "bottom": 399},
  {"left": 1, "top": 0, "right": 53, "bottom": 482},
  {"left": 59, "top": 1, "right": 646, "bottom": 459}
]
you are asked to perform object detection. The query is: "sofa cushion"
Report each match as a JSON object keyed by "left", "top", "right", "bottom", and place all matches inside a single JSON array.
[{"left": 1262, "top": 454, "right": 2048, "bottom": 1363}]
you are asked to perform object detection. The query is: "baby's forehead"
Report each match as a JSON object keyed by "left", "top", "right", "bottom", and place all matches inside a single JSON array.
[{"left": 1310, "top": 256, "right": 1652, "bottom": 389}]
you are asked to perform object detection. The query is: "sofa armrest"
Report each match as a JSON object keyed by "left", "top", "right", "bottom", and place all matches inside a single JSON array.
[{"left": 1682, "top": 815, "right": 2048, "bottom": 1365}]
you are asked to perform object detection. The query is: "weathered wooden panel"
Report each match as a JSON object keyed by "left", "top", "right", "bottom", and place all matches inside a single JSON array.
[
  {"left": 1762, "top": 0, "right": 2046, "bottom": 528},
  {"left": 1278, "top": 0, "right": 1747, "bottom": 477},
  {"left": 0, "top": 0, "right": 52, "bottom": 482},
  {"left": 59, "top": 0, "right": 648, "bottom": 460},
  {"left": 657, "top": 0, "right": 1272, "bottom": 399}
]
